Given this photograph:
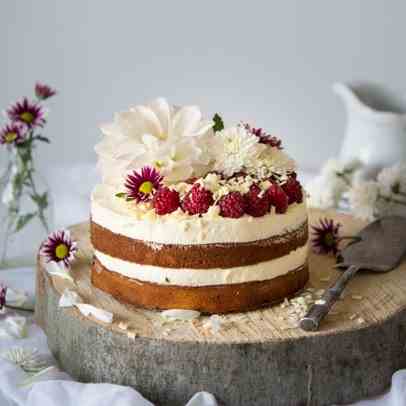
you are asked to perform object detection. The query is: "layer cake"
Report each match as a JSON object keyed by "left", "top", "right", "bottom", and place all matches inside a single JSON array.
[{"left": 90, "top": 98, "right": 308, "bottom": 313}]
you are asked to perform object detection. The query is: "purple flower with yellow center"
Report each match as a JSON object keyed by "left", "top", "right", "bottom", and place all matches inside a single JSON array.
[
  {"left": 0, "top": 283, "right": 6, "bottom": 310},
  {"left": 125, "top": 166, "right": 163, "bottom": 202},
  {"left": 311, "top": 218, "right": 342, "bottom": 255},
  {"left": 35, "top": 82, "right": 57, "bottom": 100},
  {"left": 0, "top": 123, "right": 26, "bottom": 145},
  {"left": 6, "top": 98, "right": 46, "bottom": 128},
  {"left": 40, "top": 229, "right": 78, "bottom": 268}
]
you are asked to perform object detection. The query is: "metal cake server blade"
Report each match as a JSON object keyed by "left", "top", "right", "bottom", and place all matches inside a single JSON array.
[
  {"left": 300, "top": 216, "right": 406, "bottom": 332},
  {"left": 337, "top": 216, "right": 406, "bottom": 271}
]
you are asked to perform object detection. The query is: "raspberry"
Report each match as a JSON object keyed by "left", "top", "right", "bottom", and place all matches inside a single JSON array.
[
  {"left": 153, "top": 187, "right": 180, "bottom": 215},
  {"left": 181, "top": 184, "right": 214, "bottom": 215},
  {"left": 282, "top": 177, "right": 303, "bottom": 204},
  {"left": 218, "top": 192, "right": 246, "bottom": 218},
  {"left": 268, "top": 183, "right": 289, "bottom": 214},
  {"left": 244, "top": 184, "right": 270, "bottom": 217}
]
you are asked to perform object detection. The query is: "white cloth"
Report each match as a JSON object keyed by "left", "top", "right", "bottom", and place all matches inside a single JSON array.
[{"left": 1, "top": 268, "right": 406, "bottom": 405}]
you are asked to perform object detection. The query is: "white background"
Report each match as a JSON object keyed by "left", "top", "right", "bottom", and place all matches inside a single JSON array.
[{"left": 1, "top": 1, "right": 405, "bottom": 173}]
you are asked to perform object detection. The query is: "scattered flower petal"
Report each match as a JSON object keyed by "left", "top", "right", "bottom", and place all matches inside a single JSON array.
[
  {"left": 75, "top": 303, "right": 113, "bottom": 324},
  {"left": 5, "top": 287, "right": 29, "bottom": 308},
  {"left": 58, "top": 289, "right": 82, "bottom": 308},
  {"left": 0, "top": 315, "right": 28, "bottom": 339},
  {"left": 160, "top": 309, "right": 201, "bottom": 321},
  {"left": 18, "top": 366, "right": 58, "bottom": 389},
  {"left": 203, "top": 315, "right": 223, "bottom": 333},
  {"left": 1, "top": 347, "right": 50, "bottom": 374},
  {"left": 44, "top": 261, "right": 74, "bottom": 283}
]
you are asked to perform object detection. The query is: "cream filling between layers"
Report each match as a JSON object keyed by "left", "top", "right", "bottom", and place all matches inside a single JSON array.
[
  {"left": 91, "top": 184, "right": 308, "bottom": 245},
  {"left": 94, "top": 244, "right": 308, "bottom": 286}
]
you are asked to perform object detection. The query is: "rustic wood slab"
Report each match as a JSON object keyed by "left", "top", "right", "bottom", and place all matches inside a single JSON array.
[{"left": 35, "top": 210, "right": 406, "bottom": 406}]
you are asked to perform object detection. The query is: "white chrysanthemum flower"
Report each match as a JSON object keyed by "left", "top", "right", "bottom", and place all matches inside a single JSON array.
[
  {"left": 347, "top": 181, "right": 380, "bottom": 221},
  {"left": 306, "top": 175, "right": 346, "bottom": 209},
  {"left": 306, "top": 158, "right": 363, "bottom": 210},
  {"left": 323, "top": 158, "right": 362, "bottom": 179},
  {"left": 95, "top": 98, "right": 214, "bottom": 187},
  {"left": 377, "top": 162, "right": 406, "bottom": 197},
  {"left": 212, "top": 126, "right": 266, "bottom": 177}
]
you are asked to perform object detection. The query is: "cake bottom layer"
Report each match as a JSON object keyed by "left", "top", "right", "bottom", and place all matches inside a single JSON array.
[{"left": 91, "top": 258, "right": 309, "bottom": 314}]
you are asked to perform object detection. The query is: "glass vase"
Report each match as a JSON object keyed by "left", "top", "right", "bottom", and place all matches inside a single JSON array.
[{"left": 0, "top": 147, "right": 53, "bottom": 269}]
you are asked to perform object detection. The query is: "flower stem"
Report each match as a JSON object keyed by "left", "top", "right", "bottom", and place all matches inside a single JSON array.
[{"left": 5, "top": 304, "right": 34, "bottom": 313}]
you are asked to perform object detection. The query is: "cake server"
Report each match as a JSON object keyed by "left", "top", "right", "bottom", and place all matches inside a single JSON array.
[{"left": 300, "top": 215, "right": 406, "bottom": 332}]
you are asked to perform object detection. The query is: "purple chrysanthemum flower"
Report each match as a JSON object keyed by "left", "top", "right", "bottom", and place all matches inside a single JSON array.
[
  {"left": 311, "top": 218, "right": 342, "bottom": 255},
  {"left": 125, "top": 166, "right": 163, "bottom": 202},
  {"left": 40, "top": 229, "right": 78, "bottom": 268},
  {"left": 0, "top": 123, "right": 26, "bottom": 145},
  {"left": 6, "top": 98, "right": 46, "bottom": 128},
  {"left": 35, "top": 82, "right": 57, "bottom": 100},
  {"left": 0, "top": 283, "right": 7, "bottom": 310},
  {"left": 243, "top": 123, "right": 283, "bottom": 149}
]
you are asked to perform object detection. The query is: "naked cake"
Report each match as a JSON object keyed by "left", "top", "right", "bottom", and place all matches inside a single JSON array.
[{"left": 90, "top": 98, "right": 308, "bottom": 313}]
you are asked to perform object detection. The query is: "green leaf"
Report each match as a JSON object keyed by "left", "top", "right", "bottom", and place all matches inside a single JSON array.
[
  {"left": 31, "top": 192, "right": 48, "bottom": 209},
  {"left": 212, "top": 113, "right": 224, "bottom": 132},
  {"left": 115, "top": 192, "right": 126, "bottom": 198},
  {"left": 34, "top": 135, "right": 50, "bottom": 144},
  {"left": 15, "top": 213, "right": 36, "bottom": 232}
]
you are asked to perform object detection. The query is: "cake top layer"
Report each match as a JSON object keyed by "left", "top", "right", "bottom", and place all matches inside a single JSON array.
[{"left": 95, "top": 98, "right": 303, "bottom": 221}]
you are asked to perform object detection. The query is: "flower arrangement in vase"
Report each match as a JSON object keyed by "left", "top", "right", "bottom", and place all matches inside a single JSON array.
[{"left": 0, "top": 83, "right": 56, "bottom": 267}]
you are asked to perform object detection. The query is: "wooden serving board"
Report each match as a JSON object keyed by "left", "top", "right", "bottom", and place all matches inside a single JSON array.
[{"left": 35, "top": 210, "right": 406, "bottom": 406}]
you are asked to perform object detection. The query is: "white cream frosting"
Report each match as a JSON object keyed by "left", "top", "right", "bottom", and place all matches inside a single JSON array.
[
  {"left": 95, "top": 244, "right": 308, "bottom": 286},
  {"left": 91, "top": 184, "right": 308, "bottom": 245}
]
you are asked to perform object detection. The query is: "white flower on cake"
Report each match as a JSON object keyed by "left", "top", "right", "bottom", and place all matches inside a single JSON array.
[
  {"left": 212, "top": 126, "right": 266, "bottom": 177},
  {"left": 255, "top": 148, "right": 296, "bottom": 177},
  {"left": 95, "top": 98, "right": 214, "bottom": 187}
]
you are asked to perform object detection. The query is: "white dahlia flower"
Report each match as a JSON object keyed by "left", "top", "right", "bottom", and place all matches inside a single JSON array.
[{"left": 95, "top": 98, "right": 214, "bottom": 187}]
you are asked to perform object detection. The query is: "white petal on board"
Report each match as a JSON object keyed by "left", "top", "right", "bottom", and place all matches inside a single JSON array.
[
  {"left": 44, "top": 262, "right": 74, "bottom": 283},
  {"left": 75, "top": 303, "right": 113, "bottom": 324},
  {"left": 59, "top": 289, "right": 82, "bottom": 308},
  {"left": 160, "top": 309, "right": 201, "bottom": 321}
]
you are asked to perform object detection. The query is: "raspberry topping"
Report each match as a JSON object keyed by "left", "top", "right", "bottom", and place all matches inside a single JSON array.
[
  {"left": 268, "top": 183, "right": 289, "bottom": 214},
  {"left": 153, "top": 187, "right": 180, "bottom": 215},
  {"left": 181, "top": 184, "right": 214, "bottom": 215},
  {"left": 218, "top": 192, "right": 246, "bottom": 218},
  {"left": 244, "top": 184, "right": 270, "bottom": 217},
  {"left": 282, "top": 177, "right": 303, "bottom": 204}
]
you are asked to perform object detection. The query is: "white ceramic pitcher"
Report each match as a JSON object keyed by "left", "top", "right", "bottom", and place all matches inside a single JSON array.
[{"left": 333, "top": 82, "right": 406, "bottom": 169}]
